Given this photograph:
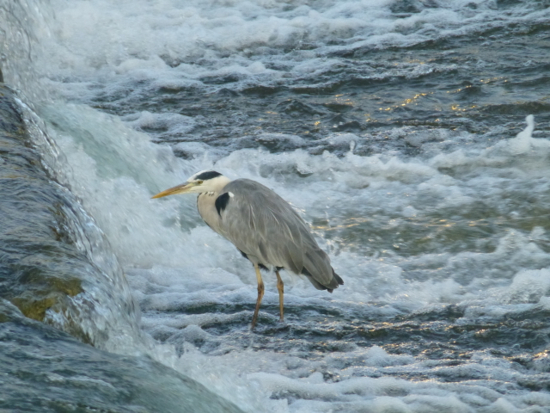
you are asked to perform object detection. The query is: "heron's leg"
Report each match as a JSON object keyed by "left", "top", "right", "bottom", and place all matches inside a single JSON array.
[
  {"left": 275, "top": 270, "right": 284, "bottom": 322},
  {"left": 251, "top": 264, "right": 264, "bottom": 329}
]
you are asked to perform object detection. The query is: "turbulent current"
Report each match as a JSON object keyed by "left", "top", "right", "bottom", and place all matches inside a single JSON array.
[{"left": 1, "top": 1, "right": 550, "bottom": 412}]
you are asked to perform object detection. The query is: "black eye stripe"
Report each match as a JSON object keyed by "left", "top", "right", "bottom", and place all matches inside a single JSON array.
[{"left": 195, "top": 171, "right": 221, "bottom": 181}]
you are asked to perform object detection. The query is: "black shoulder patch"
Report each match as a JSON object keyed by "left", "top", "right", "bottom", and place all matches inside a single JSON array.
[
  {"left": 215, "top": 192, "right": 230, "bottom": 216},
  {"left": 195, "top": 171, "right": 221, "bottom": 181}
]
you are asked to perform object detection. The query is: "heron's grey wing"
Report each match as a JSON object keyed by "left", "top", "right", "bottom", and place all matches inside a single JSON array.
[
  {"left": 217, "top": 179, "right": 337, "bottom": 289},
  {"left": 217, "top": 179, "right": 304, "bottom": 271}
]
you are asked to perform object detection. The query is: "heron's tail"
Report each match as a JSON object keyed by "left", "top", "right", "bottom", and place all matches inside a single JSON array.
[
  {"left": 302, "top": 264, "right": 343, "bottom": 292},
  {"left": 325, "top": 268, "right": 344, "bottom": 293}
]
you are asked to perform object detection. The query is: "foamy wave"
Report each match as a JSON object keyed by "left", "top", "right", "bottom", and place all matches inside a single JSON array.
[{"left": 9, "top": 0, "right": 547, "bottom": 100}]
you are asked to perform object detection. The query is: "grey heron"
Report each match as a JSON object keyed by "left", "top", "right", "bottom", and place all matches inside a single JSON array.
[{"left": 152, "top": 170, "right": 343, "bottom": 328}]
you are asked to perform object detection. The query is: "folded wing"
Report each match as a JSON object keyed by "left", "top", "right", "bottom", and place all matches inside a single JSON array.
[{"left": 216, "top": 179, "right": 343, "bottom": 291}]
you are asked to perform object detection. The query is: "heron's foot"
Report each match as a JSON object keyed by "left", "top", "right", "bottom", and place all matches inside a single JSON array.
[
  {"left": 250, "top": 308, "right": 261, "bottom": 330},
  {"left": 250, "top": 302, "right": 262, "bottom": 330}
]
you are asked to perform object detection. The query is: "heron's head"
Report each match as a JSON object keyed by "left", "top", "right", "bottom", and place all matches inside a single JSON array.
[{"left": 152, "top": 170, "right": 230, "bottom": 198}]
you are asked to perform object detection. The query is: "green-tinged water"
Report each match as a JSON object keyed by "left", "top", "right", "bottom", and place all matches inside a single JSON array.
[{"left": 0, "top": 301, "right": 243, "bottom": 413}]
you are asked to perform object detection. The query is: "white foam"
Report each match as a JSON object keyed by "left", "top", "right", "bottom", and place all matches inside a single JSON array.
[
  {"left": 6, "top": 0, "right": 546, "bottom": 101},
  {"left": 38, "top": 102, "right": 216, "bottom": 268},
  {"left": 499, "top": 269, "right": 550, "bottom": 305}
]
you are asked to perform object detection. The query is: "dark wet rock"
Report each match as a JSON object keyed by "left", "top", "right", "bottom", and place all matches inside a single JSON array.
[
  {"left": 216, "top": 88, "right": 240, "bottom": 97},
  {"left": 276, "top": 99, "right": 325, "bottom": 116},
  {"left": 328, "top": 114, "right": 364, "bottom": 132}
]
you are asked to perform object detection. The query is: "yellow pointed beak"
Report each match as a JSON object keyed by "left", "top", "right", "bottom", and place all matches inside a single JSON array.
[{"left": 151, "top": 182, "right": 195, "bottom": 199}]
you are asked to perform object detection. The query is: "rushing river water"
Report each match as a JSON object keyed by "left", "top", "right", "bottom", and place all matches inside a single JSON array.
[{"left": 2, "top": 1, "right": 550, "bottom": 412}]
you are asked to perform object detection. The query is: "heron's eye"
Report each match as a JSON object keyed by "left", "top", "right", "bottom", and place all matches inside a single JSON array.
[{"left": 197, "top": 180, "right": 204, "bottom": 184}]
